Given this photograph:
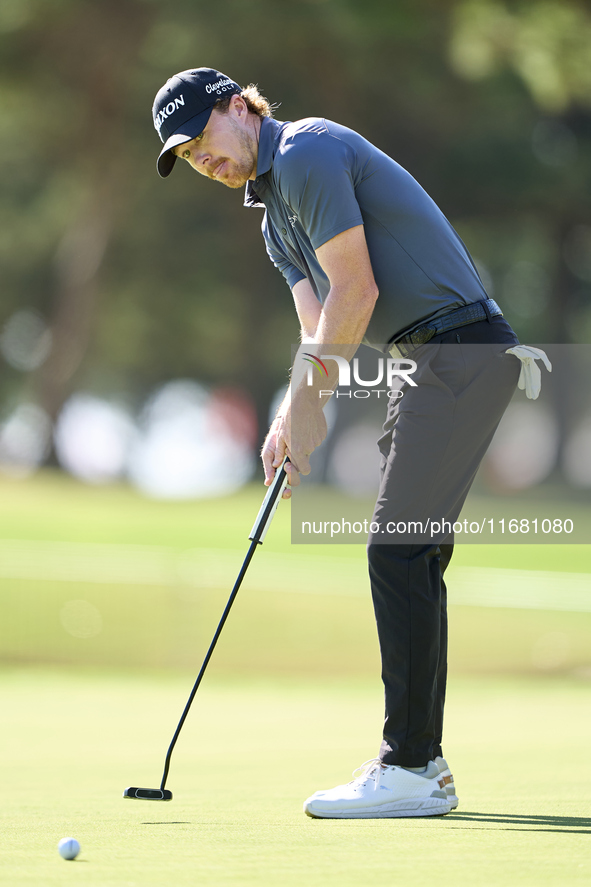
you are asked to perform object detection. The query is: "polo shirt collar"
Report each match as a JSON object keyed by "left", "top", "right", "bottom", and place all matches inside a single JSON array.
[{"left": 244, "top": 117, "right": 283, "bottom": 208}]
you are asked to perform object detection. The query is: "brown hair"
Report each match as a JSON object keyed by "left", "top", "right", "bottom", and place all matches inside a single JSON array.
[{"left": 214, "top": 84, "right": 277, "bottom": 118}]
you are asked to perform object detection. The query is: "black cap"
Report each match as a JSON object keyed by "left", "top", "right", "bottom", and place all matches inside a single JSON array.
[{"left": 152, "top": 68, "right": 242, "bottom": 178}]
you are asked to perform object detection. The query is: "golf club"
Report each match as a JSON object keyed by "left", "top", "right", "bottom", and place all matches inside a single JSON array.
[{"left": 123, "top": 457, "right": 290, "bottom": 801}]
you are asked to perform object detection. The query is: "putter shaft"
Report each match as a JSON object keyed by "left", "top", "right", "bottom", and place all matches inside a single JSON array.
[
  {"left": 159, "top": 536, "right": 258, "bottom": 790},
  {"left": 159, "top": 459, "right": 289, "bottom": 792}
]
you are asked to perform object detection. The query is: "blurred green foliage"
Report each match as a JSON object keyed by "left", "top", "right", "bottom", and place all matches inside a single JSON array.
[{"left": 1, "top": 0, "right": 590, "bottom": 441}]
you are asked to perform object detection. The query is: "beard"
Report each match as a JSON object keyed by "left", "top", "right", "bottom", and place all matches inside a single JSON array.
[
  {"left": 212, "top": 119, "right": 257, "bottom": 189},
  {"left": 212, "top": 157, "right": 253, "bottom": 189}
]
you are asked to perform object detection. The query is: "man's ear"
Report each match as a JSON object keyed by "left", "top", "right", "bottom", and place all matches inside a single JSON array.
[{"left": 230, "top": 93, "right": 248, "bottom": 118}]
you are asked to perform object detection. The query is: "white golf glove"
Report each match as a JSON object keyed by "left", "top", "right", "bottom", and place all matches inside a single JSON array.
[{"left": 505, "top": 345, "right": 552, "bottom": 400}]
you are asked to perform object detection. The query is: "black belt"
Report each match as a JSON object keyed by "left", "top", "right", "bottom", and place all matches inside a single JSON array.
[{"left": 395, "top": 299, "right": 503, "bottom": 347}]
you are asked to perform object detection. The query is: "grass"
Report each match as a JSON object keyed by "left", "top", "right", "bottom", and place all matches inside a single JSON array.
[
  {"left": 1, "top": 668, "right": 590, "bottom": 886},
  {"left": 1, "top": 468, "right": 590, "bottom": 567},
  {"left": 0, "top": 470, "right": 590, "bottom": 676},
  {"left": 0, "top": 470, "right": 590, "bottom": 884}
]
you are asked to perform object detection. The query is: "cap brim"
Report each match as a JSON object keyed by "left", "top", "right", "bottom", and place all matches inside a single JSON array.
[{"left": 156, "top": 108, "right": 213, "bottom": 178}]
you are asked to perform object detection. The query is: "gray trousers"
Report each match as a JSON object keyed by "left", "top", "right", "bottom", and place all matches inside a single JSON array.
[{"left": 367, "top": 316, "right": 520, "bottom": 766}]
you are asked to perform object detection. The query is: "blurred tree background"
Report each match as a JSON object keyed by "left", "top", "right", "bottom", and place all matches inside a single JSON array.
[{"left": 0, "top": 0, "right": 590, "bottom": 485}]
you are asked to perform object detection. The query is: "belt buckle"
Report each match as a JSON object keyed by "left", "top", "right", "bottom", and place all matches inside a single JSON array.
[{"left": 389, "top": 341, "right": 406, "bottom": 359}]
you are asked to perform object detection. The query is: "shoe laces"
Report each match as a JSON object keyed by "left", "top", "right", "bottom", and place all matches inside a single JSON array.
[{"left": 350, "top": 758, "right": 386, "bottom": 791}]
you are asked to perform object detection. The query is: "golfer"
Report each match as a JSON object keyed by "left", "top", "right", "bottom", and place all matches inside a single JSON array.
[{"left": 152, "top": 67, "right": 543, "bottom": 819}]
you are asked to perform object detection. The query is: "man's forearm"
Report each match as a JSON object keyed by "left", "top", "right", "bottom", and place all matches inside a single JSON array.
[
  {"left": 315, "top": 279, "right": 378, "bottom": 344},
  {"left": 263, "top": 225, "right": 378, "bottom": 485},
  {"left": 292, "top": 281, "right": 378, "bottom": 402}
]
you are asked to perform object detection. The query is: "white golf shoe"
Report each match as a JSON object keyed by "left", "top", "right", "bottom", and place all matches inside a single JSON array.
[
  {"left": 303, "top": 756, "right": 458, "bottom": 819},
  {"left": 434, "top": 756, "right": 458, "bottom": 809}
]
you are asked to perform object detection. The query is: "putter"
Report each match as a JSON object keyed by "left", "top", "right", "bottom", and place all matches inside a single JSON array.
[{"left": 123, "top": 457, "right": 290, "bottom": 801}]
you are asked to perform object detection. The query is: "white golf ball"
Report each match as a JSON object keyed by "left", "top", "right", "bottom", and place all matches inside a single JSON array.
[{"left": 58, "top": 837, "right": 80, "bottom": 860}]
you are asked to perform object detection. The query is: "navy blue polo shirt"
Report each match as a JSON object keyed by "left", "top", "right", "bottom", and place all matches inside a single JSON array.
[{"left": 244, "top": 117, "right": 488, "bottom": 349}]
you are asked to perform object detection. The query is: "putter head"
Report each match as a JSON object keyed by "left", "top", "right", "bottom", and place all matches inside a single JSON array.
[{"left": 123, "top": 786, "right": 173, "bottom": 801}]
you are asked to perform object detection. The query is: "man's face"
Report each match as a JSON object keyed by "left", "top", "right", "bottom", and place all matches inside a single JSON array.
[{"left": 172, "top": 98, "right": 258, "bottom": 189}]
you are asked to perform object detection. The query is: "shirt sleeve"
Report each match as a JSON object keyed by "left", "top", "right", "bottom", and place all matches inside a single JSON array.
[
  {"left": 275, "top": 127, "right": 364, "bottom": 251},
  {"left": 262, "top": 212, "right": 306, "bottom": 290}
]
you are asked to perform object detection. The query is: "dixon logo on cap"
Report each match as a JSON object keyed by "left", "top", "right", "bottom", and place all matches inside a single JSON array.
[{"left": 154, "top": 95, "right": 186, "bottom": 132}]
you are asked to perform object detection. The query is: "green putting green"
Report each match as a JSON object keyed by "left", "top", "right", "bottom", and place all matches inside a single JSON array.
[
  {"left": 0, "top": 471, "right": 590, "bottom": 884},
  {"left": 1, "top": 669, "right": 590, "bottom": 886}
]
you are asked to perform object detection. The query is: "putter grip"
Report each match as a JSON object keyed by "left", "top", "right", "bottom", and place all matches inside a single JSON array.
[{"left": 249, "top": 457, "right": 289, "bottom": 544}]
